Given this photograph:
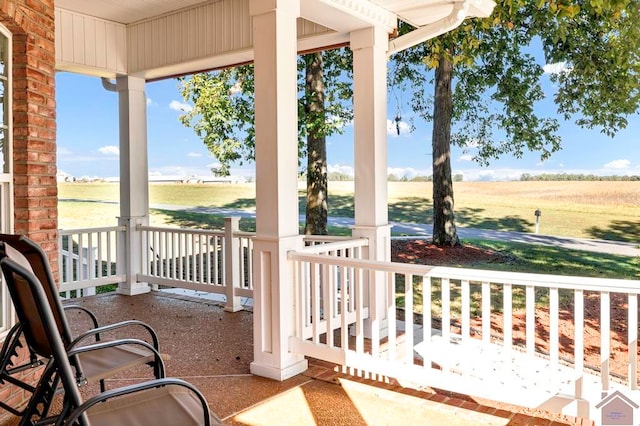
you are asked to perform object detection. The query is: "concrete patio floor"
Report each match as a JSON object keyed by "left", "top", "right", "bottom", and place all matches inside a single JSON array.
[{"left": 1, "top": 291, "right": 591, "bottom": 425}]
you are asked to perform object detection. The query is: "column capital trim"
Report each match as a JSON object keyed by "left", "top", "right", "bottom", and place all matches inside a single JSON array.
[
  {"left": 350, "top": 25, "right": 389, "bottom": 51},
  {"left": 116, "top": 75, "right": 146, "bottom": 92}
]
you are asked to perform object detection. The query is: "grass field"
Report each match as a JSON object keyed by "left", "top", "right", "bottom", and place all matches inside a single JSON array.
[{"left": 59, "top": 181, "right": 640, "bottom": 242}]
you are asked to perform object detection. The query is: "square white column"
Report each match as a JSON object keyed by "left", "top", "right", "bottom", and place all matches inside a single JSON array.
[
  {"left": 116, "top": 76, "right": 150, "bottom": 296},
  {"left": 350, "top": 27, "right": 391, "bottom": 337},
  {"left": 249, "top": 0, "right": 307, "bottom": 381}
]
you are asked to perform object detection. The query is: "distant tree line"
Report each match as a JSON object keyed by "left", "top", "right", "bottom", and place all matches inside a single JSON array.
[
  {"left": 326, "top": 172, "right": 466, "bottom": 182},
  {"left": 387, "top": 174, "right": 463, "bottom": 182},
  {"left": 520, "top": 173, "right": 640, "bottom": 181},
  {"left": 327, "top": 172, "right": 354, "bottom": 181}
]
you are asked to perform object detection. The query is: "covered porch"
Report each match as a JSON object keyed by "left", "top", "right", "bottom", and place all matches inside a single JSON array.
[
  {"left": 4, "top": 289, "right": 584, "bottom": 425},
  {"left": 53, "top": 224, "right": 639, "bottom": 423},
  {"left": 51, "top": 0, "right": 496, "bottom": 386},
  {"left": 1, "top": 0, "right": 636, "bottom": 424}
]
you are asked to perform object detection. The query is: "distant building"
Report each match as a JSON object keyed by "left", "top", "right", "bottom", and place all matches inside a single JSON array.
[{"left": 56, "top": 171, "right": 75, "bottom": 182}]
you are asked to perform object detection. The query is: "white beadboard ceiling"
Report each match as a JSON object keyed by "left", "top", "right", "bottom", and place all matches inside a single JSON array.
[
  {"left": 372, "top": 0, "right": 456, "bottom": 26},
  {"left": 55, "top": 0, "right": 211, "bottom": 24},
  {"left": 55, "top": 0, "right": 480, "bottom": 27}
]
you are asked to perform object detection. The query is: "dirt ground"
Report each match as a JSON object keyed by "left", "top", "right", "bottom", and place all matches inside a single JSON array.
[{"left": 390, "top": 239, "right": 634, "bottom": 383}]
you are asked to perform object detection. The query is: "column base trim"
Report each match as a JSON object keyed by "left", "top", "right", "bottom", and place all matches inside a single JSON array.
[
  {"left": 250, "top": 358, "right": 308, "bottom": 381},
  {"left": 116, "top": 284, "right": 151, "bottom": 296}
]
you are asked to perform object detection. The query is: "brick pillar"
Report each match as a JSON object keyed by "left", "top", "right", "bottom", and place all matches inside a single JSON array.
[
  {"left": 1, "top": 9, "right": 57, "bottom": 269},
  {"left": 7, "top": 1, "right": 58, "bottom": 264},
  {"left": 0, "top": 1, "right": 56, "bottom": 422}
]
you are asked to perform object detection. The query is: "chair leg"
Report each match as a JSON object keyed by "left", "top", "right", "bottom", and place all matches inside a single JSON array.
[
  {"left": 0, "top": 323, "right": 23, "bottom": 372},
  {"left": 0, "top": 323, "right": 46, "bottom": 416},
  {"left": 18, "top": 361, "right": 59, "bottom": 426}
]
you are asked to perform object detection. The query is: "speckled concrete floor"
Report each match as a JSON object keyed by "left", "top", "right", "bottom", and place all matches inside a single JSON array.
[{"left": 1, "top": 292, "right": 587, "bottom": 425}]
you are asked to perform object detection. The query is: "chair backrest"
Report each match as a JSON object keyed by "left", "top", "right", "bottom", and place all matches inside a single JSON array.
[
  {"left": 0, "top": 242, "right": 59, "bottom": 358},
  {"left": 0, "top": 234, "right": 74, "bottom": 347},
  {"left": 0, "top": 244, "right": 85, "bottom": 411}
]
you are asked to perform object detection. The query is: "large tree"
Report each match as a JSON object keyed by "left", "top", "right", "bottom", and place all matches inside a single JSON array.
[
  {"left": 178, "top": 49, "right": 353, "bottom": 235},
  {"left": 391, "top": 0, "right": 640, "bottom": 246}
]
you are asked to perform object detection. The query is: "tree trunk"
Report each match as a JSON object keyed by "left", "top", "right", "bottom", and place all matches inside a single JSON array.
[
  {"left": 305, "top": 52, "right": 328, "bottom": 235},
  {"left": 432, "top": 54, "right": 460, "bottom": 246}
]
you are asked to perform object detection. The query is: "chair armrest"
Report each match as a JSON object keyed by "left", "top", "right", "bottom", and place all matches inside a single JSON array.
[
  {"left": 64, "top": 378, "right": 214, "bottom": 426},
  {"left": 63, "top": 305, "right": 100, "bottom": 330},
  {"left": 68, "top": 320, "right": 160, "bottom": 351}
]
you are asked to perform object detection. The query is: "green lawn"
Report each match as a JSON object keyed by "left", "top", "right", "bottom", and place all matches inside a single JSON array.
[
  {"left": 58, "top": 181, "right": 639, "bottom": 315},
  {"left": 58, "top": 180, "right": 639, "bottom": 279},
  {"left": 59, "top": 181, "right": 640, "bottom": 242},
  {"left": 456, "top": 239, "right": 638, "bottom": 280}
]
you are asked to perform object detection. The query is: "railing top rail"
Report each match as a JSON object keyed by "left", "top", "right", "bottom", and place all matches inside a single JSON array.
[
  {"left": 289, "top": 250, "right": 640, "bottom": 293},
  {"left": 138, "top": 225, "right": 225, "bottom": 237},
  {"left": 429, "top": 266, "right": 640, "bottom": 293},
  {"left": 303, "top": 235, "right": 354, "bottom": 243},
  {"left": 233, "top": 231, "right": 256, "bottom": 239},
  {"left": 298, "top": 238, "right": 369, "bottom": 254},
  {"left": 288, "top": 250, "right": 435, "bottom": 275},
  {"left": 58, "top": 225, "right": 126, "bottom": 235}
]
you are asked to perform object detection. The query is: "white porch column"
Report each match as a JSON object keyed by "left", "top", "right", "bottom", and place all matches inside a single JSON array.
[
  {"left": 350, "top": 26, "right": 391, "bottom": 258},
  {"left": 116, "top": 76, "right": 150, "bottom": 296},
  {"left": 350, "top": 27, "right": 391, "bottom": 335},
  {"left": 249, "top": 0, "right": 307, "bottom": 380}
]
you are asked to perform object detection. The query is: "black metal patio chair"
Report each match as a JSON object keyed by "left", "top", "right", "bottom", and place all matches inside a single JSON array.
[
  {"left": 0, "top": 235, "right": 163, "bottom": 418},
  {"left": 0, "top": 241, "right": 220, "bottom": 425}
]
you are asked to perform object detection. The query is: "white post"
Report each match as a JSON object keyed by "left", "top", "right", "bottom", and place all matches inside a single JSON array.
[
  {"left": 249, "top": 0, "right": 307, "bottom": 381},
  {"left": 115, "top": 76, "right": 150, "bottom": 296},
  {"left": 224, "top": 217, "right": 242, "bottom": 312},
  {"left": 350, "top": 26, "right": 392, "bottom": 337}
]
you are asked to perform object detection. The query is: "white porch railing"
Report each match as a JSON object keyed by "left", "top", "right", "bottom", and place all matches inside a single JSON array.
[
  {"left": 288, "top": 242, "right": 640, "bottom": 418},
  {"left": 57, "top": 223, "right": 640, "bottom": 418},
  {"left": 58, "top": 219, "right": 256, "bottom": 308},
  {"left": 138, "top": 222, "right": 254, "bottom": 310},
  {"left": 58, "top": 226, "right": 126, "bottom": 298}
]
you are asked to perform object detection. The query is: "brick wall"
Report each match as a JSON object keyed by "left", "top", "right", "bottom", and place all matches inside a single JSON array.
[{"left": 0, "top": 0, "right": 56, "bottom": 421}]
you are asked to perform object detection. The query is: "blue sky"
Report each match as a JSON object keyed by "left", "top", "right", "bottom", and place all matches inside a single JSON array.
[{"left": 56, "top": 69, "right": 640, "bottom": 182}]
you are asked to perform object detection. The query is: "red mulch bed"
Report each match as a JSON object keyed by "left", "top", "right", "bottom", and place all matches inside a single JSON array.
[
  {"left": 390, "top": 239, "right": 635, "bottom": 384},
  {"left": 391, "top": 238, "right": 506, "bottom": 266}
]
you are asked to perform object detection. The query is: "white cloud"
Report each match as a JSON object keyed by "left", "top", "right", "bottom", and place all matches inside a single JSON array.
[
  {"left": 57, "top": 147, "right": 72, "bottom": 155},
  {"left": 149, "top": 166, "right": 193, "bottom": 176},
  {"left": 604, "top": 159, "right": 631, "bottom": 169},
  {"left": 328, "top": 164, "right": 354, "bottom": 176},
  {"left": 452, "top": 164, "right": 640, "bottom": 182},
  {"left": 458, "top": 154, "right": 474, "bottom": 162},
  {"left": 543, "top": 62, "right": 571, "bottom": 75},
  {"left": 146, "top": 97, "right": 155, "bottom": 106},
  {"left": 387, "top": 119, "right": 411, "bottom": 137},
  {"left": 187, "top": 152, "right": 203, "bottom": 158},
  {"left": 98, "top": 145, "right": 119, "bottom": 156},
  {"left": 387, "top": 167, "right": 430, "bottom": 179},
  {"left": 207, "top": 162, "right": 222, "bottom": 169},
  {"left": 169, "top": 100, "right": 193, "bottom": 112},
  {"left": 148, "top": 164, "right": 255, "bottom": 180}
]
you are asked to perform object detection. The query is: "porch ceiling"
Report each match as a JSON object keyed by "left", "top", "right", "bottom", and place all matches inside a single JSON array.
[
  {"left": 55, "top": 0, "right": 484, "bottom": 29},
  {"left": 54, "top": 0, "right": 495, "bottom": 79},
  {"left": 55, "top": 0, "right": 208, "bottom": 25}
]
